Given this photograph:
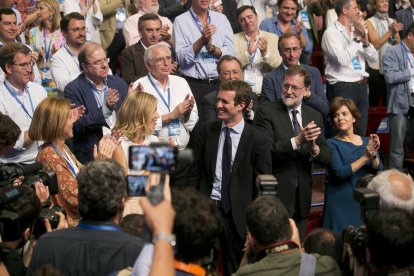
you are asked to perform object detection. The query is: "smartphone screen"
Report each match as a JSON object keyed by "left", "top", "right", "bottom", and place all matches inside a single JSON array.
[
  {"left": 126, "top": 175, "right": 148, "bottom": 197},
  {"left": 129, "top": 144, "right": 177, "bottom": 172}
]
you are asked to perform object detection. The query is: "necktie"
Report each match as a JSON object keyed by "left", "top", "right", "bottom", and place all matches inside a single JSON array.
[
  {"left": 291, "top": 110, "right": 301, "bottom": 136},
  {"left": 221, "top": 127, "right": 232, "bottom": 213}
]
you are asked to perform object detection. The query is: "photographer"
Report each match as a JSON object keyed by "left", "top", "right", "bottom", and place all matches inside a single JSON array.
[
  {"left": 28, "top": 160, "right": 144, "bottom": 275},
  {"left": 234, "top": 196, "right": 341, "bottom": 276}
]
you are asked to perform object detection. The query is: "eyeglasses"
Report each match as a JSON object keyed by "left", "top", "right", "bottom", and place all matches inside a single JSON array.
[
  {"left": 12, "top": 61, "right": 34, "bottom": 70},
  {"left": 88, "top": 57, "right": 110, "bottom": 66},
  {"left": 152, "top": 56, "right": 172, "bottom": 65},
  {"left": 281, "top": 47, "right": 301, "bottom": 54},
  {"left": 67, "top": 27, "right": 88, "bottom": 33},
  {"left": 282, "top": 83, "right": 305, "bottom": 93}
]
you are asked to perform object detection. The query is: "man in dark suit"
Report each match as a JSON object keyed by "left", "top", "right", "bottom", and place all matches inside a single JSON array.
[
  {"left": 64, "top": 42, "right": 128, "bottom": 163},
  {"left": 261, "top": 32, "right": 329, "bottom": 118},
  {"left": 120, "top": 13, "right": 175, "bottom": 85},
  {"left": 190, "top": 80, "right": 271, "bottom": 276},
  {"left": 395, "top": 1, "right": 414, "bottom": 39},
  {"left": 254, "top": 65, "right": 331, "bottom": 240}
]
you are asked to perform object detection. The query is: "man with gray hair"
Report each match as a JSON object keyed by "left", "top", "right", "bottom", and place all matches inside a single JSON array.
[
  {"left": 133, "top": 44, "right": 198, "bottom": 151},
  {"left": 368, "top": 169, "right": 414, "bottom": 213}
]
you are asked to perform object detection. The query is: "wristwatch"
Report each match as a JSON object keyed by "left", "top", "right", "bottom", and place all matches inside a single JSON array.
[
  {"left": 207, "top": 44, "right": 216, "bottom": 54},
  {"left": 152, "top": 232, "right": 176, "bottom": 246}
]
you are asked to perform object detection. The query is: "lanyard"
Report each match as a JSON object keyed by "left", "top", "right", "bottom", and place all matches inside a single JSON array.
[
  {"left": 189, "top": 9, "right": 211, "bottom": 34},
  {"left": 77, "top": 223, "right": 121, "bottom": 231},
  {"left": 147, "top": 74, "right": 171, "bottom": 112},
  {"left": 247, "top": 37, "right": 258, "bottom": 65},
  {"left": 335, "top": 21, "right": 352, "bottom": 44},
  {"left": 401, "top": 44, "right": 414, "bottom": 69},
  {"left": 4, "top": 82, "right": 34, "bottom": 119},
  {"left": 64, "top": 44, "right": 80, "bottom": 69},
  {"left": 91, "top": 84, "right": 108, "bottom": 108},
  {"left": 50, "top": 143, "right": 78, "bottom": 177},
  {"left": 42, "top": 29, "right": 53, "bottom": 64}
]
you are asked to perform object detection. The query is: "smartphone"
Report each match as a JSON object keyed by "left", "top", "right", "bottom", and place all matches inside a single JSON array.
[
  {"left": 126, "top": 175, "right": 148, "bottom": 197},
  {"left": 128, "top": 144, "right": 177, "bottom": 172}
]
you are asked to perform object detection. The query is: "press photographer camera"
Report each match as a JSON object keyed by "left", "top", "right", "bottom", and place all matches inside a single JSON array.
[
  {"left": 0, "top": 162, "right": 59, "bottom": 195},
  {"left": 341, "top": 187, "right": 414, "bottom": 275}
]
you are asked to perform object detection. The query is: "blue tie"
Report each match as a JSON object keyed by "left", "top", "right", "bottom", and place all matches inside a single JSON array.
[{"left": 221, "top": 127, "right": 232, "bottom": 213}]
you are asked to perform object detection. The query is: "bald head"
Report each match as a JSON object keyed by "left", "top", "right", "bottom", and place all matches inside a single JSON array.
[{"left": 368, "top": 169, "right": 414, "bottom": 213}]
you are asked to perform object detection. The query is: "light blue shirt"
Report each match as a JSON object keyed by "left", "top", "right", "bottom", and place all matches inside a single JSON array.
[
  {"left": 259, "top": 17, "right": 311, "bottom": 53},
  {"left": 173, "top": 8, "right": 235, "bottom": 79},
  {"left": 211, "top": 119, "right": 245, "bottom": 200}
]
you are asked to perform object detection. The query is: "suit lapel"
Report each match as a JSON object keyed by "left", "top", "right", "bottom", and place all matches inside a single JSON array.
[
  {"left": 209, "top": 122, "right": 221, "bottom": 176},
  {"left": 81, "top": 74, "right": 100, "bottom": 110},
  {"left": 276, "top": 101, "right": 296, "bottom": 137},
  {"left": 275, "top": 66, "right": 285, "bottom": 99}
]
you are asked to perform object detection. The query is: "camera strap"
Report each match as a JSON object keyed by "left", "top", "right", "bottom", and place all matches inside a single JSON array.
[
  {"left": 265, "top": 240, "right": 299, "bottom": 255},
  {"left": 174, "top": 260, "right": 206, "bottom": 276},
  {"left": 77, "top": 223, "right": 121, "bottom": 232}
]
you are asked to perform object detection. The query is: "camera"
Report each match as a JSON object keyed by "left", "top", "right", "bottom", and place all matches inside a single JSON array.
[
  {"left": 32, "top": 206, "right": 65, "bottom": 238},
  {"left": 342, "top": 225, "right": 367, "bottom": 264},
  {"left": 256, "top": 175, "right": 278, "bottom": 197},
  {"left": 0, "top": 162, "right": 59, "bottom": 195}
]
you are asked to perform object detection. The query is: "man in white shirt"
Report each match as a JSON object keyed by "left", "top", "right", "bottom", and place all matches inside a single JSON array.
[
  {"left": 50, "top": 12, "right": 86, "bottom": 94},
  {"left": 134, "top": 43, "right": 198, "bottom": 150},
  {"left": 123, "top": 0, "right": 172, "bottom": 47},
  {"left": 0, "top": 43, "right": 47, "bottom": 164},
  {"left": 321, "top": 0, "right": 377, "bottom": 135}
]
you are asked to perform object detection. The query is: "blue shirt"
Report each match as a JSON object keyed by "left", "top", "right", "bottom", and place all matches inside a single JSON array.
[
  {"left": 259, "top": 17, "right": 311, "bottom": 53},
  {"left": 173, "top": 8, "right": 235, "bottom": 79}
]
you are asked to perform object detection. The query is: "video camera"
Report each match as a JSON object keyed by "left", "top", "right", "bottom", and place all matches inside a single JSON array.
[{"left": 0, "top": 162, "right": 59, "bottom": 195}]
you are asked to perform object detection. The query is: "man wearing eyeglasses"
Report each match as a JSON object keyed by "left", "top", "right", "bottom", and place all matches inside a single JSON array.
[
  {"left": 64, "top": 42, "right": 128, "bottom": 163},
  {"left": 0, "top": 43, "right": 47, "bottom": 164},
  {"left": 253, "top": 65, "right": 331, "bottom": 240},
  {"left": 261, "top": 32, "right": 329, "bottom": 118}
]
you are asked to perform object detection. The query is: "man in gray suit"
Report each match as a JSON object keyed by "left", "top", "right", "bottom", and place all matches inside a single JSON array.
[{"left": 383, "top": 23, "right": 414, "bottom": 171}]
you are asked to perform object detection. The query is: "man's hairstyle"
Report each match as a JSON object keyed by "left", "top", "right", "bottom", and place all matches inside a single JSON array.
[
  {"left": 277, "top": 0, "right": 298, "bottom": 7},
  {"left": 172, "top": 188, "right": 220, "bottom": 263},
  {"left": 29, "top": 97, "right": 71, "bottom": 142},
  {"left": 138, "top": 13, "right": 161, "bottom": 31},
  {"left": 0, "top": 8, "right": 16, "bottom": 22},
  {"left": 113, "top": 92, "right": 158, "bottom": 141},
  {"left": 77, "top": 160, "right": 127, "bottom": 221},
  {"left": 329, "top": 97, "right": 361, "bottom": 133},
  {"left": 367, "top": 208, "right": 414, "bottom": 270},
  {"left": 335, "top": 0, "right": 352, "bottom": 16},
  {"left": 236, "top": 5, "right": 257, "bottom": 19},
  {"left": 78, "top": 42, "right": 104, "bottom": 71},
  {"left": 368, "top": 169, "right": 414, "bottom": 213},
  {"left": 1, "top": 186, "right": 41, "bottom": 241},
  {"left": 0, "top": 43, "right": 31, "bottom": 72},
  {"left": 277, "top": 32, "right": 304, "bottom": 52},
  {"left": 0, "top": 113, "right": 21, "bottom": 151},
  {"left": 217, "top": 55, "right": 242, "bottom": 74},
  {"left": 143, "top": 44, "right": 171, "bottom": 65},
  {"left": 60, "top": 12, "right": 84, "bottom": 32},
  {"left": 245, "top": 196, "right": 292, "bottom": 246},
  {"left": 220, "top": 80, "right": 252, "bottom": 110},
  {"left": 37, "top": 0, "right": 61, "bottom": 32},
  {"left": 284, "top": 65, "right": 311, "bottom": 87},
  {"left": 303, "top": 228, "right": 340, "bottom": 262},
  {"left": 406, "top": 22, "right": 414, "bottom": 38},
  {"left": 119, "top": 214, "right": 145, "bottom": 238}
]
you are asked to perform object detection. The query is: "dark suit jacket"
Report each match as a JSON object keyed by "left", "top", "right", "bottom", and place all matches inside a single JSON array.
[
  {"left": 119, "top": 41, "right": 148, "bottom": 85},
  {"left": 158, "top": 0, "right": 191, "bottom": 22},
  {"left": 253, "top": 100, "right": 331, "bottom": 218},
  {"left": 189, "top": 120, "right": 272, "bottom": 238},
  {"left": 64, "top": 74, "right": 128, "bottom": 163},
  {"left": 261, "top": 64, "right": 329, "bottom": 117},
  {"left": 395, "top": 8, "right": 413, "bottom": 39}
]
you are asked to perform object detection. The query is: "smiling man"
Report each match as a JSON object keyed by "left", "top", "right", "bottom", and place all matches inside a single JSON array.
[
  {"left": 0, "top": 43, "right": 47, "bottom": 164},
  {"left": 253, "top": 65, "right": 331, "bottom": 240},
  {"left": 64, "top": 42, "right": 128, "bottom": 163},
  {"left": 190, "top": 80, "right": 271, "bottom": 276}
]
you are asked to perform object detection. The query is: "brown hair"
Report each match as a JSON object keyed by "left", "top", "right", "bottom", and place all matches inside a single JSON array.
[
  {"left": 29, "top": 97, "right": 71, "bottom": 141},
  {"left": 0, "top": 43, "right": 31, "bottom": 72},
  {"left": 220, "top": 80, "right": 252, "bottom": 110},
  {"left": 329, "top": 97, "right": 361, "bottom": 132},
  {"left": 284, "top": 65, "right": 311, "bottom": 87}
]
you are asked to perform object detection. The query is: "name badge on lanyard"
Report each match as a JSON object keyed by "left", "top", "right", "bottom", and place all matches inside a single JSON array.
[{"left": 352, "top": 56, "right": 362, "bottom": 71}]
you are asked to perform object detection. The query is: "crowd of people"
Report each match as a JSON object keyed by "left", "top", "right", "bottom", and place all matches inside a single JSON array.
[{"left": 1, "top": 0, "right": 414, "bottom": 274}]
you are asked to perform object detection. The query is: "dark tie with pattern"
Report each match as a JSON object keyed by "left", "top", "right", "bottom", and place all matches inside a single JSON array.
[
  {"left": 291, "top": 110, "right": 301, "bottom": 136},
  {"left": 221, "top": 127, "right": 232, "bottom": 213}
]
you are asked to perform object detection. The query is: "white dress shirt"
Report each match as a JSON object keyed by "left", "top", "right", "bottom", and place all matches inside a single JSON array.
[
  {"left": 50, "top": 45, "right": 82, "bottom": 92},
  {"left": 322, "top": 21, "right": 377, "bottom": 84},
  {"left": 133, "top": 74, "right": 198, "bottom": 150},
  {"left": 0, "top": 80, "right": 47, "bottom": 164}
]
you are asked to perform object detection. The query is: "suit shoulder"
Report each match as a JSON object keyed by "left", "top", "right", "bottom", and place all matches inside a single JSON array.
[
  {"left": 304, "top": 64, "right": 322, "bottom": 76},
  {"left": 302, "top": 104, "right": 323, "bottom": 119}
]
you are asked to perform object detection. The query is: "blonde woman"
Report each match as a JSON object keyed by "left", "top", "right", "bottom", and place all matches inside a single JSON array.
[
  {"left": 29, "top": 97, "right": 118, "bottom": 226},
  {"left": 29, "top": 0, "right": 65, "bottom": 97}
]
